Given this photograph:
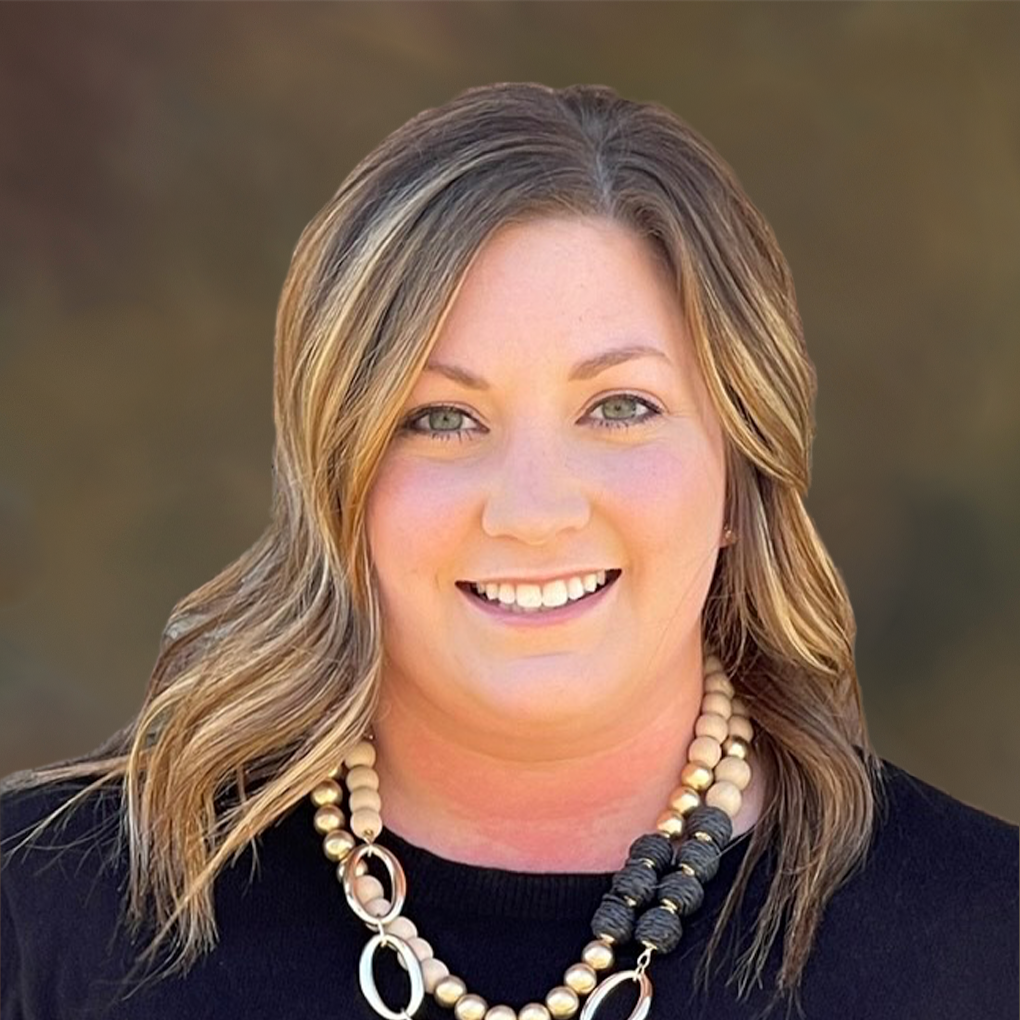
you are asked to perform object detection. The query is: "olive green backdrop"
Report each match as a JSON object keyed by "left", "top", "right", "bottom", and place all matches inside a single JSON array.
[{"left": 1, "top": 3, "right": 1017, "bottom": 822}]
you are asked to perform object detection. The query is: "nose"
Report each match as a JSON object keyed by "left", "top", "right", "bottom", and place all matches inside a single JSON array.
[{"left": 480, "top": 425, "right": 591, "bottom": 544}]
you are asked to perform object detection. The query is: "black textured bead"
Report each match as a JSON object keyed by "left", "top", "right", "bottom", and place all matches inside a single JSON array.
[
  {"left": 656, "top": 869, "right": 705, "bottom": 915},
  {"left": 673, "top": 837, "right": 721, "bottom": 882},
  {"left": 634, "top": 905, "right": 683, "bottom": 954},
  {"left": 610, "top": 862, "right": 658, "bottom": 908},
  {"left": 684, "top": 805, "right": 733, "bottom": 849},
  {"left": 627, "top": 832, "right": 673, "bottom": 872},
  {"left": 591, "top": 892, "right": 635, "bottom": 944}
]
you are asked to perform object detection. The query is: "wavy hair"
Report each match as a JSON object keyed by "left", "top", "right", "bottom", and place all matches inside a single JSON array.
[{"left": 3, "top": 81, "right": 884, "bottom": 1015}]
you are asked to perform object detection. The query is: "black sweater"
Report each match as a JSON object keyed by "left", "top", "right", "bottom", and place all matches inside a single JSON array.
[{"left": 2, "top": 758, "right": 1017, "bottom": 1020}]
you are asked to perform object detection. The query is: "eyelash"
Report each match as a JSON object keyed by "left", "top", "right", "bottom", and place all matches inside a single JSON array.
[{"left": 398, "top": 393, "right": 664, "bottom": 443}]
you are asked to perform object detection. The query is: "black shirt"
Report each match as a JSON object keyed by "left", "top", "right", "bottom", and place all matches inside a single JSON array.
[{"left": 2, "top": 758, "right": 1017, "bottom": 1019}]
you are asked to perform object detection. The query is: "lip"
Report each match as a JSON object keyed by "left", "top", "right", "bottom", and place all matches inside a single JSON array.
[{"left": 457, "top": 570, "right": 621, "bottom": 626}]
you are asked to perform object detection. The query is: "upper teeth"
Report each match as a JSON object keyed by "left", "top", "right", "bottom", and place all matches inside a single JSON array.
[{"left": 470, "top": 570, "right": 609, "bottom": 608}]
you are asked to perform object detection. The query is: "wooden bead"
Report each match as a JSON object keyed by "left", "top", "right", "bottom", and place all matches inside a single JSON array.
[
  {"left": 354, "top": 874, "right": 385, "bottom": 903},
  {"left": 454, "top": 992, "right": 488, "bottom": 1020},
  {"left": 484, "top": 1007, "right": 517, "bottom": 1020},
  {"left": 364, "top": 896, "right": 391, "bottom": 917},
  {"left": 346, "top": 765, "right": 380, "bottom": 791},
  {"left": 545, "top": 985, "right": 580, "bottom": 1017},
  {"left": 518, "top": 1005, "right": 552, "bottom": 1020},
  {"left": 434, "top": 975, "right": 467, "bottom": 1007},
  {"left": 384, "top": 915, "right": 418, "bottom": 941},
  {"left": 687, "top": 735, "right": 722, "bottom": 768},
  {"left": 313, "top": 804, "right": 345, "bottom": 834},
  {"left": 728, "top": 715, "right": 754, "bottom": 742},
  {"left": 721, "top": 736, "right": 749, "bottom": 760},
  {"left": 322, "top": 829, "right": 356, "bottom": 861},
  {"left": 668, "top": 785, "right": 702, "bottom": 816},
  {"left": 348, "top": 787, "right": 382, "bottom": 813},
  {"left": 344, "top": 739, "right": 377, "bottom": 768},
  {"left": 714, "top": 755, "right": 751, "bottom": 790},
  {"left": 563, "top": 962, "right": 597, "bottom": 994},
  {"left": 397, "top": 935, "right": 434, "bottom": 969},
  {"left": 408, "top": 936, "right": 434, "bottom": 962},
  {"left": 730, "top": 696, "right": 750, "bottom": 718},
  {"left": 701, "top": 692, "right": 732, "bottom": 720},
  {"left": 351, "top": 808, "right": 383, "bottom": 840},
  {"left": 679, "top": 761, "right": 713, "bottom": 793},
  {"left": 703, "top": 672, "right": 735, "bottom": 697},
  {"left": 310, "top": 779, "right": 343, "bottom": 806},
  {"left": 703, "top": 654, "right": 724, "bottom": 674},
  {"left": 581, "top": 939, "right": 614, "bottom": 970},
  {"left": 421, "top": 957, "right": 449, "bottom": 993},
  {"left": 705, "top": 780, "right": 743, "bottom": 818},
  {"left": 694, "top": 712, "right": 729, "bottom": 742}
]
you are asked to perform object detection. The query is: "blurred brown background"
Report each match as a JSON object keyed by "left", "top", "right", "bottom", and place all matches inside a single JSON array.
[{"left": 0, "top": 3, "right": 1017, "bottom": 821}]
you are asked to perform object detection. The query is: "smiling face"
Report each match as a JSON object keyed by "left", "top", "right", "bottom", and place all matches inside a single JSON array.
[{"left": 366, "top": 215, "right": 729, "bottom": 746}]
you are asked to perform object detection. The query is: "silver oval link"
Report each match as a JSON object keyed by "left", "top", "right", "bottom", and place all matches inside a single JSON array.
[
  {"left": 358, "top": 930, "right": 425, "bottom": 1019},
  {"left": 579, "top": 968, "right": 653, "bottom": 1020},
  {"left": 342, "top": 843, "right": 407, "bottom": 926}
]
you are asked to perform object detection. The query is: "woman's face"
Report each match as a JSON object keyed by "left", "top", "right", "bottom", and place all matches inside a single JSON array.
[{"left": 366, "top": 215, "right": 728, "bottom": 746}]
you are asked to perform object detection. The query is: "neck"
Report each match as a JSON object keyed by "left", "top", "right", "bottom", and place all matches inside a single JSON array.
[{"left": 370, "top": 665, "right": 766, "bottom": 873}]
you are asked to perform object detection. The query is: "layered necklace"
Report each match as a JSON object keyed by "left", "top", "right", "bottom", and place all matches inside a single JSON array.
[{"left": 307, "top": 652, "right": 755, "bottom": 1020}]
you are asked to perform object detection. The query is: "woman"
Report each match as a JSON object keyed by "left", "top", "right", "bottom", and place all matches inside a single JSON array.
[{"left": 2, "top": 82, "right": 1016, "bottom": 1020}]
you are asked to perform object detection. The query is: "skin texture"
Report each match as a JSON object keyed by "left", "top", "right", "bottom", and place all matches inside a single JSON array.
[{"left": 365, "top": 216, "right": 765, "bottom": 871}]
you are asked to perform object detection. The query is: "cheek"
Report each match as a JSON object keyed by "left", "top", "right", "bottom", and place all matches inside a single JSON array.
[
  {"left": 367, "top": 457, "right": 468, "bottom": 579},
  {"left": 602, "top": 439, "right": 724, "bottom": 539}
]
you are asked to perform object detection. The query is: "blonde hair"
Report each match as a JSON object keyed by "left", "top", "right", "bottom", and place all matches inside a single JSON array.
[{"left": 4, "top": 82, "right": 884, "bottom": 1015}]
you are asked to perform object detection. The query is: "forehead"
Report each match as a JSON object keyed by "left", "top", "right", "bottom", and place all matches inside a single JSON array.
[{"left": 426, "top": 215, "right": 693, "bottom": 375}]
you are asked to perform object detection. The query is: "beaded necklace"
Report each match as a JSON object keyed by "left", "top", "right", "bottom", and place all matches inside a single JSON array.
[{"left": 307, "top": 652, "right": 755, "bottom": 1020}]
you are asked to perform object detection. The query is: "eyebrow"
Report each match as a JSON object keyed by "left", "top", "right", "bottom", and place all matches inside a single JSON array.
[{"left": 422, "top": 344, "right": 671, "bottom": 390}]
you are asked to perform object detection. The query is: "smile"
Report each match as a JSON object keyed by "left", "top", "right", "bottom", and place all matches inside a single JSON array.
[{"left": 456, "top": 569, "right": 622, "bottom": 625}]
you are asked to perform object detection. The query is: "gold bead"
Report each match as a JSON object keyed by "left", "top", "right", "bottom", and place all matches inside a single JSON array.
[
  {"left": 581, "top": 939, "right": 614, "bottom": 970},
  {"left": 434, "top": 975, "right": 467, "bottom": 1007},
  {"left": 310, "top": 779, "right": 343, "bottom": 806},
  {"left": 655, "top": 809, "right": 685, "bottom": 838},
  {"left": 545, "top": 985, "right": 580, "bottom": 1018},
  {"left": 563, "top": 962, "right": 597, "bottom": 994},
  {"left": 322, "top": 829, "right": 355, "bottom": 861},
  {"left": 518, "top": 1005, "right": 552, "bottom": 1020},
  {"left": 454, "top": 993, "right": 488, "bottom": 1020},
  {"left": 679, "top": 761, "right": 713, "bottom": 793},
  {"left": 721, "top": 736, "right": 749, "bottom": 760},
  {"left": 485, "top": 1007, "right": 517, "bottom": 1020},
  {"left": 327, "top": 764, "right": 341, "bottom": 778},
  {"left": 313, "top": 804, "right": 344, "bottom": 834},
  {"left": 668, "top": 785, "right": 702, "bottom": 815}
]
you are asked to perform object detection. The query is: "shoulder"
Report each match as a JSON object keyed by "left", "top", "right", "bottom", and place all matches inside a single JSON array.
[
  {"left": 1, "top": 772, "right": 128, "bottom": 918},
  {"left": 871, "top": 756, "right": 1018, "bottom": 879}
]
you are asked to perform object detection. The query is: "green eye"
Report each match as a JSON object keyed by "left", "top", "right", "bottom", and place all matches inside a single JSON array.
[{"left": 399, "top": 393, "right": 663, "bottom": 443}]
